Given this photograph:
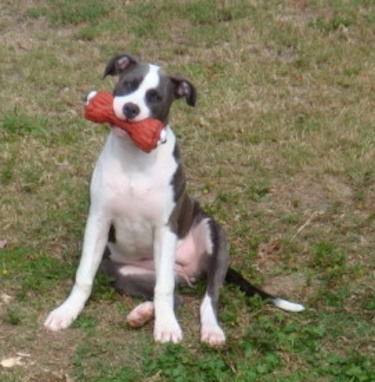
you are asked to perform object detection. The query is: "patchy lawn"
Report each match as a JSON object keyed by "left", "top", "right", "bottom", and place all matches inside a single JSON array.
[{"left": 1, "top": 0, "right": 374, "bottom": 381}]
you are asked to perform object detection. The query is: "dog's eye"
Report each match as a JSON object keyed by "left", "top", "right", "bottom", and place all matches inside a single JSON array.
[
  {"left": 146, "top": 89, "right": 162, "bottom": 103},
  {"left": 122, "top": 81, "right": 137, "bottom": 93}
]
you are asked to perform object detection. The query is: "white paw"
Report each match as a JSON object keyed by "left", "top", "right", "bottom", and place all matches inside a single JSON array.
[
  {"left": 127, "top": 302, "right": 154, "bottom": 328},
  {"left": 44, "top": 304, "right": 80, "bottom": 331},
  {"left": 154, "top": 317, "right": 183, "bottom": 344},
  {"left": 201, "top": 325, "right": 226, "bottom": 348}
]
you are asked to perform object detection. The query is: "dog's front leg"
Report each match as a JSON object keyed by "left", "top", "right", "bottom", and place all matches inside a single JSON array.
[
  {"left": 44, "top": 213, "right": 110, "bottom": 331},
  {"left": 153, "top": 226, "right": 182, "bottom": 343}
]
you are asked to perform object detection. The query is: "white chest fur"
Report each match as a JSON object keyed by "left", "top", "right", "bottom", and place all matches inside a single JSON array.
[{"left": 90, "top": 127, "right": 178, "bottom": 260}]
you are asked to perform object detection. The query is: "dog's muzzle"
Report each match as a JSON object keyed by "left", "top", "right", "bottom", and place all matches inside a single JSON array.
[{"left": 123, "top": 103, "right": 140, "bottom": 120}]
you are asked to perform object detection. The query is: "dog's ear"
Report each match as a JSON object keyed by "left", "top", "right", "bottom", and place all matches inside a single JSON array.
[
  {"left": 171, "top": 75, "right": 197, "bottom": 107},
  {"left": 103, "top": 54, "right": 139, "bottom": 78}
]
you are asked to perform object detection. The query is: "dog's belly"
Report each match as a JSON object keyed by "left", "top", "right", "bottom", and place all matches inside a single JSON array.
[
  {"left": 108, "top": 216, "right": 212, "bottom": 283},
  {"left": 108, "top": 217, "right": 154, "bottom": 261},
  {"left": 175, "top": 217, "right": 212, "bottom": 279},
  {"left": 102, "top": 169, "right": 176, "bottom": 261}
]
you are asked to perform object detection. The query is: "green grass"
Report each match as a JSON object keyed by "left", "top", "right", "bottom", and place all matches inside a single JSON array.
[{"left": 1, "top": 0, "right": 374, "bottom": 381}]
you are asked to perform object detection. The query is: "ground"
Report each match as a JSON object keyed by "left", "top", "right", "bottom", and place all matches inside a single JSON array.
[{"left": 0, "top": 0, "right": 374, "bottom": 381}]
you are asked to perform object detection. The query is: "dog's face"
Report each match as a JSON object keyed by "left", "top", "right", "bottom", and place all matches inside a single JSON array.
[{"left": 104, "top": 54, "right": 197, "bottom": 125}]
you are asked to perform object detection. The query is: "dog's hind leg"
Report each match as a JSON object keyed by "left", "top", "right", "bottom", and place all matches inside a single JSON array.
[
  {"left": 100, "top": 257, "right": 156, "bottom": 327},
  {"left": 101, "top": 257, "right": 156, "bottom": 298},
  {"left": 200, "top": 219, "right": 230, "bottom": 347},
  {"left": 100, "top": 256, "right": 183, "bottom": 329}
]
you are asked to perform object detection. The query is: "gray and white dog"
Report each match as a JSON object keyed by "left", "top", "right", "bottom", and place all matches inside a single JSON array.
[{"left": 45, "top": 54, "right": 304, "bottom": 347}]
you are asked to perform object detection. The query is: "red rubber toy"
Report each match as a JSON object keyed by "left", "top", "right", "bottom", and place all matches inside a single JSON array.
[{"left": 84, "top": 91, "right": 165, "bottom": 153}]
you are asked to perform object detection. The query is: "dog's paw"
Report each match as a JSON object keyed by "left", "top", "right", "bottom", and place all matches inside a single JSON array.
[
  {"left": 127, "top": 302, "right": 154, "bottom": 328},
  {"left": 201, "top": 324, "right": 226, "bottom": 348},
  {"left": 44, "top": 304, "right": 79, "bottom": 331},
  {"left": 154, "top": 317, "right": 183, "bottom": 344}
]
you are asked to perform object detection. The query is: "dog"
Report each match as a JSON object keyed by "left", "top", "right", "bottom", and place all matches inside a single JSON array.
[{"left": 44, "top": 54, "right": 304, "bottom": 347}]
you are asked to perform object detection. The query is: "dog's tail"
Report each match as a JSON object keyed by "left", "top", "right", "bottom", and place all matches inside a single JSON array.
[{"left": 225, "top": 268, "right": 305, "bottom": 312}]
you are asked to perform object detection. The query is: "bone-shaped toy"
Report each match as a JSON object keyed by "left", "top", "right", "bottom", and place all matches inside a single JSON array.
[{"left": 84, "top": 91, "right": 165, "bottom": 153}]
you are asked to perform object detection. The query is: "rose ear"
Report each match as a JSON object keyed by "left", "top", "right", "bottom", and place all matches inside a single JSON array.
[
  {"left": 103, "top": 54, "right": 139, "bottom": 78},
  {"left": 171, "top": 75, "right": 197, "bottom": 107}
]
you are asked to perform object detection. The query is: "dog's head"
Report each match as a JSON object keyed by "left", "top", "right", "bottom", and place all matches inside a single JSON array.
[{"left": 103, "top": 54, "right": 197, "bottom": 125}]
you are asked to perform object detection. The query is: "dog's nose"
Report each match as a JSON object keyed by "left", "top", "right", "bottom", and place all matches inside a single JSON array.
[{"left": 123, "top": 103, "right": 140, "bottom": 119}]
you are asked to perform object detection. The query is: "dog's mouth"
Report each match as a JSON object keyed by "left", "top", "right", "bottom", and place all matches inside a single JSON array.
[
  {"left": 110, "top": 124, "right": 167, "bottom": 147},
  {"left": 110, "top": 124, "right": 130, "bottom": 139}
]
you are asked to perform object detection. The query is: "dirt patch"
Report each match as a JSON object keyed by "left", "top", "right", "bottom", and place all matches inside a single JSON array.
[
  {"left": 263, "top": 273, "right": 317, "bottom": 301},
  {"left": 270, "top": 173, "right": 353, "bottom": 213},
  {"left": 256, "top": 236, "right": 283, "bottom": 273},
  {"left": 1, "top": 315, "right": 81, "bottom": 381}
]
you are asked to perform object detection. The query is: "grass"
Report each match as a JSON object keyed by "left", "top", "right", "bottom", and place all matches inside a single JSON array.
[{"left": 1, "top": 0, "right": 374, "bottom": 381}]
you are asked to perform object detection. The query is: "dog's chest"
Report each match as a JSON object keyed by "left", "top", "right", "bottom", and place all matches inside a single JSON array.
[
  {"left": 91, "top": 132, "right": 178, "bottom": 258},
  {"left": 107, "top": 168, "right": 173, "bottom": 220}
]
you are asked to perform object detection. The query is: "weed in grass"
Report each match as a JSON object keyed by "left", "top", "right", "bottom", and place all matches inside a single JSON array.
[
  {"left": 0, "top": 111, "right": 47, "bottom": 137},
  {"left": 311, "top": 241, "right": 346, "bottom": 271},
  {"left": 0, "top": 154, "right": 16, "bottom": 185},
  {"left": 75, "top": 20, "right": 124, "bottom": 41},
  {"left": 217, "top": 190, "right": 241, "bottom": 205},
  {"left": 323, "top": 352, "right": 375, "bottom": 382},
  {"left": 309, "top": 240, "right": 350, "bottom": 291},
  {"left": 310, "top": 15, "right": 352, "bottom": 34},
  {"left": 72, "top": 314, "right": 97, "bottom": 330},
  {"left": 2, "top": 309, "right": 22, "bottom": 326},
  {"left": 364, "top": 295, "right": 375, "bottom": 311},
  {"left": 44, "top": 0, "right": 113, "bottom": 26},
  {"left": 246, "top": 182, "right": 270, "bottom": 201},
  {"left": 142, "top": 344, "right": 233, "bottom": 382},
  {"left": 90, "top": 272, "right": 118, "bottom": 302},
  {"left": 73, "top": 341, "right": 104, "bottom": 371},
  {"left": 90, "top": 367, "right": 140, "bottom": 382},
  {"left": 294, "top": 114, "right": 320, "bottom": 138},
  {"left": 281, "top": 214, "right": 299, "bottom": 226},
  {"left": 189, "top": 24, "right": 232, "bottom": 48},
  {"left": 184, "top": 0, "right": 255, "bottom": 26},
  {"left": 26, "top": 6, "right": 48, "bottom": 19},
  {"left": 1, "top": 247, "right": 73, "bottom": 300}
]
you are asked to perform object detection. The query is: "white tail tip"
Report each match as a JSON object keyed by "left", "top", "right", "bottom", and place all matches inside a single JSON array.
[{"left": 272, "top": 297, "right": 305, "bottom": 312}]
